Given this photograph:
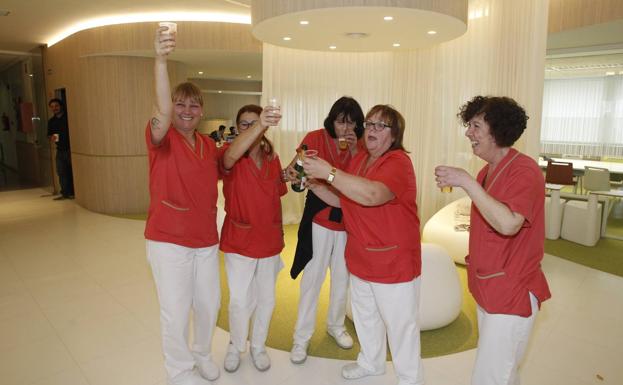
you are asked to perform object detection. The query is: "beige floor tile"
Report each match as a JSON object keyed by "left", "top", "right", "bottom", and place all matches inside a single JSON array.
[
  {"left": 58, "top": 311, "right": 156, "bottom": 364},
  {"left": 25, "top": 270, "right": 107, "bottom": 309},
  {"left": 41, "top": 291, "right": 128, "bottom": 331},
  {"left": 0, "top": 308, "right": 57, "bottom": 351},
  {"left": 0, "top": 335, "right": 75, "bottom": 385},
  {"left": 80, "top": 337, "right": 166, "bottom": 385},
  {"left": 27, "top": 366, "right": 89, "bottom": 385},
  {"left": 0, "top": 291, "right": 40, "bottom": 321}
]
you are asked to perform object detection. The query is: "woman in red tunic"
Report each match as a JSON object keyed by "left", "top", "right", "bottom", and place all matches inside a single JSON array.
[
  {"left": 303, "top": 105, "right": 424, "bottom": 385},
  {"left": 145, "top": 26, "right": 222, "bottom": 385},
  {"left": 219, "top": 104, "right": 284, "bottom": 373},
  {"left": 435, "top": 96, "right": 551, "bottom": 385}
]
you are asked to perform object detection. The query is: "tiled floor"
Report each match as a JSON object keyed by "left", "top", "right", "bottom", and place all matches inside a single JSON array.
[{"left": 1, "top": 188, "right": 621, "bottom": 385}]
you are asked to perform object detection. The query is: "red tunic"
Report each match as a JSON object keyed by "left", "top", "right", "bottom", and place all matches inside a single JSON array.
[
  {"left": 220, "top": 154, "right": 288, "bottom": 258},
  {"left": 144, "top": 123, "right": 221, "bottom": 248},
  {"left": 467, "top": 148, "right": 551, "bottom": 316},
  {"left": 341, "top": 150, "right": 421, "bottom": 283},
  {"left": 300, "top": 129, "right": 363, "bottom": 231}
]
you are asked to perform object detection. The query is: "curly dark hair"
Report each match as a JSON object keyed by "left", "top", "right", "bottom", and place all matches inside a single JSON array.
[
  {"left": 458, "top": 96, "right": 529, "bottom": 147},
  {"left": 323, "top": 96, "right": 365, "bottom": 139}
]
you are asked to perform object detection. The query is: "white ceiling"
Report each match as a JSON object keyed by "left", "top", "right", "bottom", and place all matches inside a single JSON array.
[{"left": 1, "top": 0, "right": 623, "bottom": 80}]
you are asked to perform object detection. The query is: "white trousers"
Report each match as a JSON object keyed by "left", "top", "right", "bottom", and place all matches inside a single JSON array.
[
  {"left": 471, "top": 293, "right": 539, "bottom": 385},
  {"left": 224, "top": 252, "right": 283, "bottom": 352},
  {"left": 146, "top": 240, "right": 220, "bottom": 381},
  {"left": 293, "top": 223, "right": 349, "bottom": 344},
  {"left": 350, "top": 275, "right": 425, "bottom": 385}
]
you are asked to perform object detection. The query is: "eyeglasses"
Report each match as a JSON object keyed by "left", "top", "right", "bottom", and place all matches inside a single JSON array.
[
  {"left": 364, "top": 120, "right": 391, "bottom": 132},
  {"left": 237, "top": 120, "right": 257, "bottom": 129}
]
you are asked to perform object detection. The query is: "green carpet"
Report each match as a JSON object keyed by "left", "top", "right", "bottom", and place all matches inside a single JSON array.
[
  {"left": 114, "top": 208, "right": 623, "bottom": 358},
  {"left": 216, "top": 225, "right": 478, "bottom": 360},
  {"left": 114, "top": 211, "right": 479, "bottom": 359}
]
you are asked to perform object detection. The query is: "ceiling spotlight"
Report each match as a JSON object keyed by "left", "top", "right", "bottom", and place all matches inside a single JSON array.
[
  {"left": 218, "top": 90, "right": 223, "bottom": 93},
  {"left": 329, "top": 45, "right": 337, "bottom": 50},
  {"left": 393, "top": 43, "right": 401, "bottom": 47},
  {"left": 198, "top": 71, "right": 204, "bottom": 75},
  {"left": 299, "top": 20, "right": 309, "bottom": 25},
  {"left": 345, "top": 32, "right": 368, "bottom": 39},
  {"left": 384, "top": 16, "right": 393, "bottom": 21},
  {"left": 605, "top": 71, "right": 615, "bottom": 76},
  {"left": 427, "top": 30, "right": 437, "bottom": 35},
  {"left": 246, "top": 75, "right": 252, "bottom": 79},
  {"left": 283, "top": 36, "right": 292, "bottom": 41}
]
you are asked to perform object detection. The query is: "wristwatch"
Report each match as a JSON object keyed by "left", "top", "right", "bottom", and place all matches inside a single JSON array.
[{"left": 327, "top": 167, "right": 337, "bottom": 184}]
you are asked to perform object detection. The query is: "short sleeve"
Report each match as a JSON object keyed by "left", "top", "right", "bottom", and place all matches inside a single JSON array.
[
  {"left": 497, "top": 163, "right": 544, "bottom": 225},
  {"left": 371, "top": 152, "right": 416, "bottom": 200}
]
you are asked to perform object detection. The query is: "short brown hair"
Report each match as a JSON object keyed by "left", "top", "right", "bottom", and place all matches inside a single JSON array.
[
  {"left": 235, "top": 104, "right": 275, "bottom": 158},
  {"left": 365, "top": 104, "right": 408, "bottom": 153},
  {"left": 171, "top": 82, "right": 203, "bottom": 106}
]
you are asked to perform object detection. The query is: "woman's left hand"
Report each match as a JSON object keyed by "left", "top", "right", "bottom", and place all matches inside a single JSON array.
[
  {"left": 303, "top": 155, "right": 332, "bottom": 181},
  {"left": 259, "top": 106, "right": 282, "bottom": 128},
  {"left": 434, "top": 165, "right": 473, "bottom": 189}
]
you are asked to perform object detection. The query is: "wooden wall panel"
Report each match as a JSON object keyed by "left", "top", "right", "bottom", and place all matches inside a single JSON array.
[
  {"left": 548, "top": 0, "right": 623, "bottom": 33},
  {"left": 72, "top": 154, "right": 149, "bottom": 215},
  {"left": 43, "top": 22, "right": 260, "bottom": 214}
]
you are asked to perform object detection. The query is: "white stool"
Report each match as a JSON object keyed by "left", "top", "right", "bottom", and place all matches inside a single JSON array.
[
  {"left": 544, "top": 196, "right": 566, "bottom": 240},
  {"left": 561, "top": 200, "right": 602, "bottom": 246},
  {"left": 345, "top": 243, "right": 462, "bottom": 331}
]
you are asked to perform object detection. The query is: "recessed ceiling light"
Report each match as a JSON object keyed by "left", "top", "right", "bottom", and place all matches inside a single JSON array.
[
  {"left": 393, "top": 43, "right": 401, "bottom": 47},
  {"left": 218, "top": 90, "right": 223, "bottom": 93},
  {"left": 383, "top": 16, "right": 393, "bottom": 21},
  {"left": 246, "top": 75, "right": 252, "bottom": 79},
  {"left": 427, "top": 30, "right": 437, "bottom": 35},
  {"left": 299, "top": 20, "right": 309, "bottom": 25},
  {"left": 605, "top": 71, "right": 615, "bottom": 76},
  {"left": 345, "top": 32, "right": 368, "bottom": 39},
  {"left": 198, "top": 71, "right": 204, "bottom": 75},
  {"left": 283, "top": 36, "right": 292, "bottom": 41},
  {"left": 329, "top": 45, "right": 337, "bottom": 50}
]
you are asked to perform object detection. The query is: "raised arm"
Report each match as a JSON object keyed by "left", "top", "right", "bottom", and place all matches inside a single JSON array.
[
  {"left": 434, "top": 165, "right": 525, "bottom": 235},
  {"left": 150, "top": 27, "right": 176, "bottom": 145},
  {"left": 222, "top": 107, "right": 281, "bottom": 170},
  {"left": 303, "top": 156, "right": 394, "bottom": 206}
]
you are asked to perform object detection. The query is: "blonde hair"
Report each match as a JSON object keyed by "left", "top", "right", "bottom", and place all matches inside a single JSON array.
[{"left": 171, "top": 82, "right": 203, "bottom": 106}]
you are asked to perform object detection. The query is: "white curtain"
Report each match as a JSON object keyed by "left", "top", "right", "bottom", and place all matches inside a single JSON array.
[
  {"left": 262, "top": 0, "right": 548, "bottom": 225},
  {"left": 541, "top": 76, "right": 623, "bottom": 157}
]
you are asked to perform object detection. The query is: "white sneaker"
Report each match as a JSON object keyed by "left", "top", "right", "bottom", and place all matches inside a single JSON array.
[
  {"left": 251, "top": 346, "right": 271, "bottom": 371},
  {"left": 290, "top": 342, "right": 308, "bottom": 364},
  {"left": 328, "top": 329, "right": 354, "bottom": 349},
  {"left": 168, "top": 369, "right": 212, "bottom": 385},
  {"left": 341, "top": 362, "right": 384, "bottom": 380},
  {"left": 192, "top": 353, "right": 219, "bottom": 381},
  {"left": 224, "top": 343, "right": 241, "bottom": 373}
]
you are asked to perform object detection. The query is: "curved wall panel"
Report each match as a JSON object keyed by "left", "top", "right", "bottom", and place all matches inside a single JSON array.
[{"left": 43, "top": 22, "right": 259, "bottom": 214}]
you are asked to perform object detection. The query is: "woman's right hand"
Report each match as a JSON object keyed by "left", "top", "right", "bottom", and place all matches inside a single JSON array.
[
  {"left": 155, "top": 27, "right": 176, "bottom": 57},
  {"left": 284, "top": 163, "right": 298, "bottom": 182},
  {"left": 259, "top": 106, "right": 282, "bottom": 128}
]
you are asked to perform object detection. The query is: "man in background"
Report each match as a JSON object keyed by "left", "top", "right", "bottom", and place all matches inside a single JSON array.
[{"left": 47, "top": 98, "right": 74, "bottom": 200}]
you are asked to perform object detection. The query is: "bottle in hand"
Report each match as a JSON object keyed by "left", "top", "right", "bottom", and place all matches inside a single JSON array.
[{"left": 291, "top": 144, "right": 308, "bottom": 192}]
